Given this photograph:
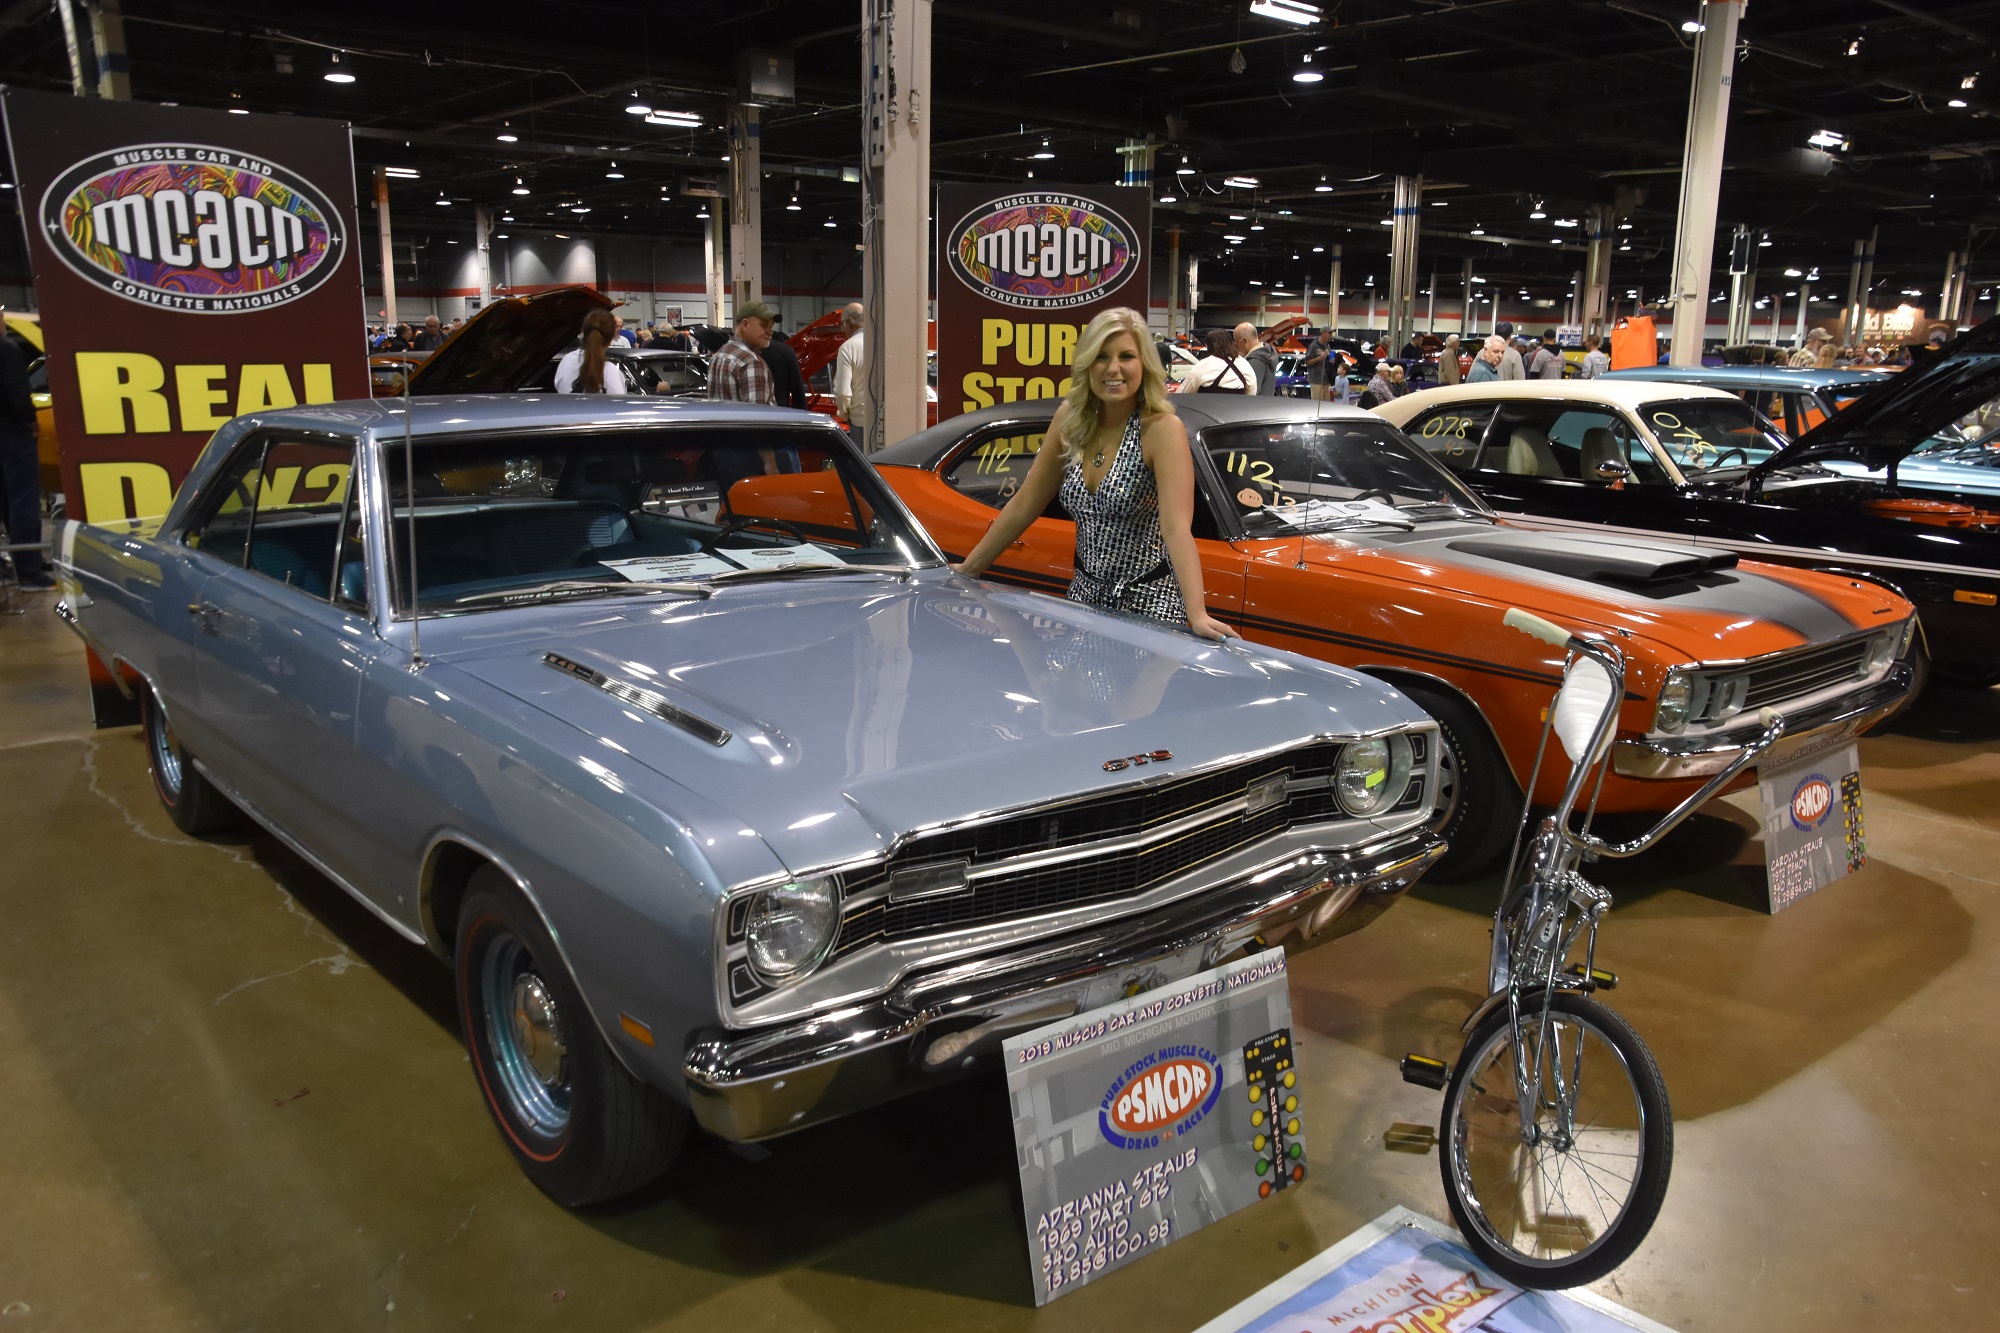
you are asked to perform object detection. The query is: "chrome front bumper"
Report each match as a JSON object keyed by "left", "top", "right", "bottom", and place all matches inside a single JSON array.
[
  {"left": 1611, "top": 662, "right": 1912, "bottom": 780},
  {"left": 681, "top": 828, "right": 1445, "bottom": 1142}
]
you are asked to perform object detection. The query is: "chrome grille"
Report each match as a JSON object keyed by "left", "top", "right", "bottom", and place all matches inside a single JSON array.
[
  {"left": 1739, "top": 638, "right": 1872, "bottom": 709},
  {"left": 827, "top": 735, "right": 1427, "bottom": 958}
]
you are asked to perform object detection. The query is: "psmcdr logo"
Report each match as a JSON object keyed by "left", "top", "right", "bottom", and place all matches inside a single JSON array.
[
  {"left": 1099, "top": 1045, "right": 1222, "bottom": 1150},
  {"left": 1790, "top": 773, "right": 1834, "bottom": 831},
  {"left": 40, "top": 142, "right": 344, "bottom": 314},
  {"left": 946, "top": 192, "right": 1139, "bottom": 310}
]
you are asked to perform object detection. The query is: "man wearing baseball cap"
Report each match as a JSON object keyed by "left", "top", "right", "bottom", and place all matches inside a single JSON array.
[
  {"left": 1789, "top": 326, "right": 1831, "bottom": 368},
  {"left": 709, "top": 300, "right": 779, "bottom": 403}
]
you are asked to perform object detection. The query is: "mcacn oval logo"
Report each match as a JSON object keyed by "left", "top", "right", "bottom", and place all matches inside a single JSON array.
[
  {"left": 947, "top": 192, "right": 1139, "bottom": 310},
  {"left": 1790, "top": 775, "right": 1834, "bottom": 830},
  {"left": 40, "top": 143, "right": 344, "bottom": 314},
  {"left": 1099, "top": 1047, "right": 1222, "bottom": 1149}
]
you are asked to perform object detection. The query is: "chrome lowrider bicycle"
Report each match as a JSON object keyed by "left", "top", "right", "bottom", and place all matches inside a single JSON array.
[{"left": 1402, "top": 608, "right": 1788, "bottom": 1287}]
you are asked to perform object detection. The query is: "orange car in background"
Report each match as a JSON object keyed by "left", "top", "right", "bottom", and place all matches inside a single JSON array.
[{"left": 875, "top": 396, "right": 1918, "bottom": 877}]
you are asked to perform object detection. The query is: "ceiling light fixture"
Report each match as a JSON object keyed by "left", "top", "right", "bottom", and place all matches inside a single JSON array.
[
  {"left": 1553, "top": 217, "right": 1578, "bottom": 227},
  {"left": 1293, "top": 53, "right": 1323, "bottom": 84},
  {"left": 1961, "top": 73, "right": 1979, "bottom": 90},
  {"left": 1758, "top": 234, "right": 1773, "bottom": 247},
  {"left": 1948, "top": 98, "right": 1969, "bottom": 108},
  {"left": 1807, "top": 128, "right": 1848, "bottom": 149},
  {"left": 571, "top": 206, "right": 590, "bottom": 214},
  {"left": 696, "top": 208, "right": 710, "bottom": 219},
  {"left": 605, "top": 161, "right": 625, "bottom": 179},
  {"left": 434, "top": 193, "right": 451, "bottom": 206},
  {"left": 645, "top": 110, "right": 703, "bottom": 127},
  {"left": 1469, "top": 223, "right": 1485, "bottom": 235},
  {"left": 1223, "top": 233, "right": 1246, "bottom": 242},
  {"left": 1618, "top": 221, "right": 1633, "bottom": 230},
  {"left": 1315, "top": 175, "right": 1332, "bottom": 192},
  {"left": 1846, "top": 35, "right": 1863, "bottom": 57},
  {"left": 824, "top": 218, "right": 838, "bottom": 228},
  {"left": 512, "top": 178, "right": 530, "bottom": 196},
  {"left": 626, "top": 94, "right": 652, "bottom": 115},
  {"left": 496, "top": 122, "right": 518, "bottom": 143},
  {"left": 1177, "top": 157, "right": 1195, "bottom": 176},
  {"left": 323, "top": 52, "right": 355, "bottom": 84},
  {"left": 1223, "top": 175, "right": 1260, "bottom": 189},
  {"left": 1682, "top": 19, "right": 1704, "bottom": 33},
  {"left": 382, "top": 166, "right": 419, "bottom": 178},
  {"left": 1159, "top": 193, "right": 1178, "bottom": 203},
  {"left": 1529, "top": 201, "right": 1546, "bottom": 218},
  {"left": 786, "top": 195, "right": 802, "bottom": 211},
  {"left": 1249, "top": 0, "right": 1322, "bottom": 27}
]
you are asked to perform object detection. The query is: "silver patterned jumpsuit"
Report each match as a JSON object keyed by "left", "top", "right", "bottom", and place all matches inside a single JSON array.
[{"left": 1059, "top": 409, "right": 1188, "bottom": 627}]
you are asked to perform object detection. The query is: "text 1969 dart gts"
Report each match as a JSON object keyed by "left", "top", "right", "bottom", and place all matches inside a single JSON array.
[{"left": 54, "top": 393, "right": 1443, "bottom": 1205}]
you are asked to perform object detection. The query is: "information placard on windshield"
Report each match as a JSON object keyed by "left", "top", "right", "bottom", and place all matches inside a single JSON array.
[{"left": 1263, "top": 498, "right": 1409, "bottom": 528}]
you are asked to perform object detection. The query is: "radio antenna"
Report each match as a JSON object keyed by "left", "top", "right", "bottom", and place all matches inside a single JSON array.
[{"left": 401, "top": 356, "right": 423, "bottom": 671}]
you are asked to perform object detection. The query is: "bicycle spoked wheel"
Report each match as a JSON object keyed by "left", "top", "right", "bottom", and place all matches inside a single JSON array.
[{"left": 1439, "top": 993, "right": 1672, "bottom": 1288}]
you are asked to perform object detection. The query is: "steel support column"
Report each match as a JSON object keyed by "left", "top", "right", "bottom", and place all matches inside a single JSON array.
[
  {"left": 862, "top": 0, "right": 932, "bottom": 451},
  {"left": 1583, "top": 205, "right": 1613, "bottom": 337},
  {"left": 1387, "top": 175, "right": 1422, "bottom": 350},
  {"left": 728, "top": 105, "right": 762, "bottom": 313},
  {"left": 1461, "top": 256, "right": 1474, "bottom": 336},
  {"left": 56, "top": 2, "right": 90, "bottom": 96},
  {"left": 704, "top": 210, "right": 726, "bottom": 324},
  {"left": 1794, "top": 281, "right": 1812, "bottom": 348},
  {"left": 372, "top": 167, "right": 398, "bottom": 329},
  {"left": 1166, "top": 228, "right": 1181, "bottom": 336},
  {"left": 1842, "top": 237, "right": 1865, "bottom": 344},
  {"left": 87, "top": 0, "right": 129, "bottom": 99},
  {"left": 1725, "top": 225, "right": 1753, "bottom": 346},
  {"left": 474, "top": 206, "right": 493, "bottom": 312},
  {"left": 1328, "top": 245, "right": 1341, "bottom": 333},
  {"left": 1853, "top": 226, "right": 1877, "bottom": 342},
  {"left": 1667, "top": 0, "right": 1743, "bottom": 365}
]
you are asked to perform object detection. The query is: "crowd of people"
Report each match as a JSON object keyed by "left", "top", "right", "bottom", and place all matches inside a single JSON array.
[{"left": 366, "top": 311, "right": 705, "bottom": 354}]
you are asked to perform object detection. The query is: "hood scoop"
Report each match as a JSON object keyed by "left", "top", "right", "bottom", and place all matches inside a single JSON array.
[
  {"left": 543, "top": 652, "right": 731, "bottom": 747},
  {"left": 1447, "top": 533, "right": 1737, "bottom": 588}
]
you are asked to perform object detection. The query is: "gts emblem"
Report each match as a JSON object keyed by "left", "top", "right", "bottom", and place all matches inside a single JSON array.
[{"left": 1103, "top": 749, "right": 1173, "bottom": 772}]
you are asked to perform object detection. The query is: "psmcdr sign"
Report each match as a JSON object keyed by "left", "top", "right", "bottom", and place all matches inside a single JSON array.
[
  {"left": 1003, "top": 951, "right": 1300, "bottom": 1305},
  {"left": 1, "top": 88, "right": 366, "bottom": 523},
  {"left": 936, "top": 184, "right": 1150, "bottom": 421}
]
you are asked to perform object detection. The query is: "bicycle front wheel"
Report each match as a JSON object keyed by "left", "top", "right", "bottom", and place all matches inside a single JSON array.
[{"left": 1439, "top": 993, "right": 1671, "bottom": 1288}]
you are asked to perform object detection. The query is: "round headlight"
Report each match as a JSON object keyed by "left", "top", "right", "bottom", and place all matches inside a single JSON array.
[
  {"left": 744, "top": 877, "right": 840, "bottom": 983},
  {"left": 1655, "top": 669, "right": 1693, "bottom": 734},
  {"left": 1863, "top": 630, "right": 1897, "bottom": 674},
  {"left": 1336, "top": 734, "right": 1413, "bottom": 817}
]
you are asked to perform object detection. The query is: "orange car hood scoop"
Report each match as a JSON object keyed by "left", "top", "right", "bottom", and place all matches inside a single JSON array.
[{"left": 1447, "top": 532, "right": 1737, "bottom": 589}]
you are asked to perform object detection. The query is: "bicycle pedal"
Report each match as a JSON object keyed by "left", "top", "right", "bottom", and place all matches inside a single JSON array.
[
  {"left": 1565, "top": 964, "right": 1618, "bottom": 991},
  {"left": 1399, "top": 1054, "right": 1450, "bottom": 1090}
]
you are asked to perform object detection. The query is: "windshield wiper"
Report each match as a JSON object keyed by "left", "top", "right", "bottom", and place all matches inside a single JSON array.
[
  {"left": 449, "top": 579, "right": 716, "bottom": 607},
  {"left": 706, "top": 561, "right": 918, "bottom": 585}
]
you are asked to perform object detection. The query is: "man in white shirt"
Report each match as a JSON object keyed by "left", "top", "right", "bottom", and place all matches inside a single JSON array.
[{"left": 833, "top": 303, "right": 871, "bottom": 448}]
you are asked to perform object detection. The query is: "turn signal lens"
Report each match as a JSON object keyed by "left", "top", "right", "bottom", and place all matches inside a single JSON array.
[
  {"left": 744, "top": 876, "right": 839, "bottom": 983},
  {"left": 1654, "top": 669, "right": 1693, "bottom": 734}
]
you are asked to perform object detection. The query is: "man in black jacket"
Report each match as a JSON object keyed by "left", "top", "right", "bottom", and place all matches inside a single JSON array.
[
  {"left": 759, "top": 323, "right": 811, "bottom": 410},
  {"left": 0, "top": 325, "right": 49, "bottom": 590}
]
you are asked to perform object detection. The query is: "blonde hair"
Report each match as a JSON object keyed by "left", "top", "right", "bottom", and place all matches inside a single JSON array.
[{"left": 1054, "top": 307, "right": 1174, "bottom": 465}]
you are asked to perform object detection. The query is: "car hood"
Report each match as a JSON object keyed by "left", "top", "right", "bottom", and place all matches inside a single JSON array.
[
  {"left": 429, "top": 574, "right": 1421, "bottom": 878},
  {"left": 402, "top": 286, "right": 615, "bottom": 395},
  {"left": 1753, "top": 317, "right": 2000, "bottom": 477},
  {"left": 1290, "top": 524, "right": 1896, "bottom": 664}
]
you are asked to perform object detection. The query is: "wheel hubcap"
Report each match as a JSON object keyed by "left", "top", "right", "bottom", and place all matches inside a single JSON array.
[
  {"left": 480, "top": 937, "right": 570, "bottom": 1136},
  {"left": 1431, "top": 731, "right": 1461, "bottom": 829},
  {"left": 151, "top": 708, "right": 183, "bottom": 796}
]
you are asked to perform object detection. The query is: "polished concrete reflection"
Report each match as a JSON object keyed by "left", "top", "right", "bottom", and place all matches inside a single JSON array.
[{"left": 2, "top": 600, "right": 1994, "bottom": 1330}]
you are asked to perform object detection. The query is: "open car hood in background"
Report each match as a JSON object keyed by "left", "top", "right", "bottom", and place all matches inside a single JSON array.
[
  {"left": 1752, "top": 317, "right": 2000, "bottom": 479},
  {"left": 401, "top": 286, "right": 615, "bottom": 395}
]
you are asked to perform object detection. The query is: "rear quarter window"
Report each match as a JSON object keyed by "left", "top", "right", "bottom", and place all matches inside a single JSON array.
[{"left": 1401, "top": 404, "right": 1496, "bottom": 472}]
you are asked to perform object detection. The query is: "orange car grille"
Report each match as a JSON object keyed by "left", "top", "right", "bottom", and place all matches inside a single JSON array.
[{"left": 1740, "top": 637, "right": 1872, "bottom": 710}]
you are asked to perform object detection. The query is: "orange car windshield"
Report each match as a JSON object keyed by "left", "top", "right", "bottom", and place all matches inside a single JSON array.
[{"left": 1206, "top": 420, "right": 1491, "bottom": 534}]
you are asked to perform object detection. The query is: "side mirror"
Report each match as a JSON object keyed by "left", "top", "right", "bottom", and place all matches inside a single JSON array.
[{"left": 1595, "top": 458, "right": 1630, "bottom": 483}]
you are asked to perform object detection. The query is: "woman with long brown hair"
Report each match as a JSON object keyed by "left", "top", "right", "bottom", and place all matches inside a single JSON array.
[
  {"left": 956, "top": 307, "right": 1236, "bottom": 641},
  {"left": 554, "top": 309, "right": 627, "bottom": 394}
]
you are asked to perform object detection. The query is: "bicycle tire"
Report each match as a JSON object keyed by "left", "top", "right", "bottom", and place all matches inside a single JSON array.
[{"left": 1438, "top": 993, "right": 1671, "bottom": 1288}]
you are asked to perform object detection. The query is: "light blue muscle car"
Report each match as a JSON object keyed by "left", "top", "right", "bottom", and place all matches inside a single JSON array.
[{"left": 54, "top": 395, "right": 1444, "bottom": 1205}]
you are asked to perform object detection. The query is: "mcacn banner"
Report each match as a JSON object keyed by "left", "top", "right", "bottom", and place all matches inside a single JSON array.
[
  {"left": 936, "top": 184, "right": 1151, "bottom": 423},
  {"left": 1, "top": 87, "right": 368, "bottom": 522}
]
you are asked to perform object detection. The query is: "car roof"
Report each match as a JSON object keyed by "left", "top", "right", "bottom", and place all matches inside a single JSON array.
[
  {"left": 1378, "top": 379, "right": 1745, "bottom": 418},
  {"left": 226, "top": 394, "right": 830, "bottom": 445},
  {"left": 1598, "top": 364, "right": 1890, "bottom": 390},
  {"left": 873, "top": 395, "right": 1394, "bottom": 471}
]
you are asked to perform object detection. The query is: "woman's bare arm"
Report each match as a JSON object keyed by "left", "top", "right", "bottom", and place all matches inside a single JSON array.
[{"left": 956, "top": 412, "right": 1069, "bottom": 577}]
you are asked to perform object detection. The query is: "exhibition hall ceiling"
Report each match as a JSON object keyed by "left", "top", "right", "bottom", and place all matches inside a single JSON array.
[{"left": 1, "top": 0, "right": 1994, "bottom": 304}]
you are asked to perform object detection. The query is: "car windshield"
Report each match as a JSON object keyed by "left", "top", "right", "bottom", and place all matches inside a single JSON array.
[
  {"left": 379, "top": 425, "right": 938, "bottom": 614},
  {"left": 1638, "top": 398, "right": 1788, "bottom": 471},
  {"left": 1205, "top": 419, "right": 1492, "bottom": 534}
]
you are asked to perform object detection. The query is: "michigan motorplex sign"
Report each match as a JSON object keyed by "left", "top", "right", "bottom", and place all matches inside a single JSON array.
[
  {"left": 1, "top": 89, "right": 367, "bottom": 522},
  {"left": 936, "top": 185, "right": 1150, "bottom": 422}
]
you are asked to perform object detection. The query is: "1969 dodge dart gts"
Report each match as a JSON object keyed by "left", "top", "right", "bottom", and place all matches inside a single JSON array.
[{"left": 53, "top": 395, "right": 1443, "bottom": 1205}]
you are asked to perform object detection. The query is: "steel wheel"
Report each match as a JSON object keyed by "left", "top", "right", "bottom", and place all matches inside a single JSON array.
[
  {"left": 1439, "top": 993, "right": 1671, "bottom": 1288},
  {"left": 142, "top": 689, "right": 234, "bottom": 835},
  {"left": 478, "top": 935, "right": 572, "bottom": 1137}
]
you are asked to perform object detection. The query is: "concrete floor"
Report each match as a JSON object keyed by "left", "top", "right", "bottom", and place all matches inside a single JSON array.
[{"left": 2, "top": 595, "right": 1995, "bottom": 1332}]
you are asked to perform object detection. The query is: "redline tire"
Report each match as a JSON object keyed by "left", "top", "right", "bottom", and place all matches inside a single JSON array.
[
  {"left": 1438, "top": 993, "right": 1672, "bottom": 1288},
  {"left": 456, "top": 869, "right": 686, "bottom": 1207}
]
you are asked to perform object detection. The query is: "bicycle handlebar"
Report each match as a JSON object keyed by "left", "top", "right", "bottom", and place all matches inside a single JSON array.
[{"left": 1572, "top": 709, "right": 1790, "bottom": 859}]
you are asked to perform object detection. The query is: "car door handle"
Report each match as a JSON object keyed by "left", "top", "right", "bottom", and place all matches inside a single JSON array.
[{"left": 186, "top": 601, "right": 220, "bottom": 634}]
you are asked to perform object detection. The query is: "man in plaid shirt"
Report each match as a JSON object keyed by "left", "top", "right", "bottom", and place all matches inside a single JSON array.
[{"left": 708, "top": 301, "right": 778, "bottom": 404}]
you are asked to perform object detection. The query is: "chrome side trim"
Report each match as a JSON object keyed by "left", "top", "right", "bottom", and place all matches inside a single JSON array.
[
  {"left": 192, "top": 758, "right": 429, "bottom": 947},
  {"left": 542, "top": 652, "right": 732, "bottom": 747}
]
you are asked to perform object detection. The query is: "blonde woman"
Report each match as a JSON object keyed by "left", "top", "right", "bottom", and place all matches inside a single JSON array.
[{"left": 956, "top": 307, "right": 1236, "bottom": 640}]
